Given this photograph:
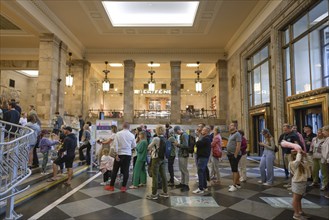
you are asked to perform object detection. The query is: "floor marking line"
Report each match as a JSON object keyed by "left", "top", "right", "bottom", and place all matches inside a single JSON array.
[{"left": 28, "top": 171, "right": 101, "bottom": 220}]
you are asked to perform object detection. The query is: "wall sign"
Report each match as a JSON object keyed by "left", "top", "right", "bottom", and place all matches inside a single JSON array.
[{"left": 134, "top": 89, "right": 171, "bottom": 94}]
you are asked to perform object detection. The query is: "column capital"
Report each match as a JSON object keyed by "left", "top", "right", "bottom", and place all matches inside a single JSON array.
[
  {"left": 124, "top": 60, "right": 136, "bottom": 68},
  {"left": 216, "top": 59, "right": 227, "bottom": 70},
  {"left": 170, "top": 61, "right": 181, "bottom": 67}
]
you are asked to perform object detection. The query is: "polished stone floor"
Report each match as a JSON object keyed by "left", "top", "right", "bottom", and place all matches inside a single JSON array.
[{"left": 12, "top": 157, "right": 329, "bottom": 220}]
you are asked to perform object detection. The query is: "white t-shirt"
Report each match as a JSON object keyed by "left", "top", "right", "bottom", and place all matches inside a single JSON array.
[
  {"left": 19, "top": 117, "right": 28, "bottom": 126},
  {"left": 115, "top": 129, "right": 136, "bottom": 156}
]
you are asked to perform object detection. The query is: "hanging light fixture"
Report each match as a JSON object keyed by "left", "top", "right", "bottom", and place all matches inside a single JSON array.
[
  {"left": 195, "top": 61, "right": 202, "bottom": 93},
  {"left": 148, "top": 61, "right": 156, "bottom": 92},
  {"left": 66, "top": 52, "right": 74, "bottom": 87},
  {"left": 102, "top": 61, "right": 110, "bottom": 92}
]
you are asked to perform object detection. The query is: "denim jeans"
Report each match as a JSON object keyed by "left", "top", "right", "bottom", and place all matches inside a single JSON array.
[{"left": 197, "top": 157, "right": 209, "bottom": 190}]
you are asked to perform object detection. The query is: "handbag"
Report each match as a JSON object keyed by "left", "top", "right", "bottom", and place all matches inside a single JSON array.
[
  {"left": 109, "top": 146, "right": 117, "bottom": 158},
  {"left": 49, "top": 150, "right": 58, "bottom": 160}
]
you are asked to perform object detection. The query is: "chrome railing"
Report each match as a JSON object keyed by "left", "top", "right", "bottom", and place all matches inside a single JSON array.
[{"left": 0, "top": 120, "right": 34, "bottom": 220}]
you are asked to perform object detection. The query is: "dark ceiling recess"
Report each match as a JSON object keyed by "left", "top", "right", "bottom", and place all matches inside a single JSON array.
[{"left": 0, "top": 15, "right": 21, "bottom": 30}]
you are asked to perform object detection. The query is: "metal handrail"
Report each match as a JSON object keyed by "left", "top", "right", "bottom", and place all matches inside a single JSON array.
[{"left": 0, "top": 120, "right": 34, "bottom": 220}]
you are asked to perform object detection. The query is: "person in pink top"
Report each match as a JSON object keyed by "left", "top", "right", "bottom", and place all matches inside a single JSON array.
[
  {"left": 210, "top": 126, "right": 222, "bottom": 184},
  {"left": 292, "top": 125, "right": 306, "bottom": 152}
]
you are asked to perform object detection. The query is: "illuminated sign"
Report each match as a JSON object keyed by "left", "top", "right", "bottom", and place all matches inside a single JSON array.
[{"left": 134, "top": 89, "right": 171, "bottom": 94}]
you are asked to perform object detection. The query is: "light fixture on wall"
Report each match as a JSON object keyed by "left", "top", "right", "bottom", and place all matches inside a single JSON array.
[
  {"left": 66, "top": 52, "right": 74, "bottom": 87},
  {"left": 195, "top": 61, "right": 202, "bottom": 93},
  {"left": 148, "top": 61, "right": 156, "bottom": 92},
  {"left": 102, "top": 61, "right": 110, "bottom": 92}
]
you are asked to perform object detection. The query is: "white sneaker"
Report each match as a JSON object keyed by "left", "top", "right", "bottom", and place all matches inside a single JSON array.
[
  {"left": 228, "top": 184, "right": 241, "bottom": 189},
  {"left": 262, "top": 182, "right": 272, "bottom": 186},
  {"left": 228, "top": 185, "right": 237, "bottom": 192},
  {"left": 193, "top": 188, "right": 204, "bottom": 194},
  {"left": 204, "top": 187, "right": 209, "bottom": 192},
  {"left": 258, "top": 180, "right": 263, "bottom": 184},
  {"left": 100, "top": 182, "right": 107, "bottom": 186},
  {"left": 283, "top": 183, "right": 291, "bottom": 188}
]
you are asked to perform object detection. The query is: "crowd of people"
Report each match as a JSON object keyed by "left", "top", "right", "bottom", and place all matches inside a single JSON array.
[{"left": 1, "top": 102, "right": 328, "bottom": 220}]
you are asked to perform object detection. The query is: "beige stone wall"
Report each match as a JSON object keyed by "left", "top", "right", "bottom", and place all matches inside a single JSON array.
[{"left": 0, "top": 70, "right": 37, "bottom": 112}]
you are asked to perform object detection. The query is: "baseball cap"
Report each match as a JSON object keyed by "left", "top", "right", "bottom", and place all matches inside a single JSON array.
[
  {"left": 63, "top": 126, "right": 72, "bottom": 132},
  {"left": 173, "top": 126, "right": 181, "bottom": 132},
  {"left": 261, "top": 128, "right": 270, "bottom": 134}
]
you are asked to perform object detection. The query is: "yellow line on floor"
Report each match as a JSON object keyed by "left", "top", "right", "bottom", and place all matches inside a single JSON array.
[{"left": 15, "top": 166, "right": 89, "bottom": 205}]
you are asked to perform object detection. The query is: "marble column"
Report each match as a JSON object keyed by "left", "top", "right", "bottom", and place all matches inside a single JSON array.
[
  {"left": 216, "top": 60, "right": 228, "bottom": 122},
  {"left": 63, "top": 60, "right": 91, "bottom": 118},
  {"left": 123, "top": 60, "right": 135, "bottom": 123},
  {"left": 170, "top": 61, "right": 181, "bottom": 124},
  {"left": 37, "top": 34, "right": 67, "bottom": 128}
]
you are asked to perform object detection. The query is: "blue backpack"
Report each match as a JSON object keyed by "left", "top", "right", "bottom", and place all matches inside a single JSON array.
[{"left": 158, "top": 136, "right": 172, "bottom": 159}]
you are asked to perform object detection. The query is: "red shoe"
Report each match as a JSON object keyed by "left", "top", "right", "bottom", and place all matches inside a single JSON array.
[
  {"left": 104, "top": 185, "right": 114, "bottom": 191},
  {"left": 120, "top": 186, "right": 127, "bottom": 192}
]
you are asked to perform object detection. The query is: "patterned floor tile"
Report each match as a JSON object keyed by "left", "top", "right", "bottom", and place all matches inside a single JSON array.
[
  {"left": 172, "top": 206, "right": 225, "bottom": 219},
  {"left": 60, "top": 191, "right": 92, "bottom": 205},
  {"left": 39, "top": 207, "right": 71, "bottom": 220},
  {"left": 57, "top": 198, "right": 111, "bottom": 217},
  {"left": 74, "top": 207, "right": 136, "bottom": 220},
  {"left": 95, "top": 191, "right": 141, "bottom": 206},
  {"left": 79, "top": 186, "right": 115, "bottom": 197},
  {"left": 206, "top": 208, "right": 267, "bottom": 220},
  {"left": 114, "top": 199, "right": 168, "bottom": 218},
  {"left": 212, "top": 192, "right": 244, "bottom": 207},
  {"left": 140, "top": 208, "right": 202, "bottom": 220},
  {"left": 215, "top": 187, "right": 259, "bottom": 199},
  {"left": 229, "top": 199, "right": 285, "bottom": 220}
]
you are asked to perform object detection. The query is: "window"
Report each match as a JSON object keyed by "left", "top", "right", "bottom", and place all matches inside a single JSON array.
[
  {"left": 247, "top": 44, "right": 271, "bottom": 107},
  {"left": 283, "top": 0, "right": 329, "bottom": 95}
]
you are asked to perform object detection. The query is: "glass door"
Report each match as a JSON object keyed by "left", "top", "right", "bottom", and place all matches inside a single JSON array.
[{"left": 252, "top": 114, "right": 266, "bottom": 156}]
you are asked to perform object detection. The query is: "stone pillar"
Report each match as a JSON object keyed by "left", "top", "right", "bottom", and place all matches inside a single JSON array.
[
  {"left": 216, "top": 60, "right": 228, "bottom": 122},
  {"left": 63, "top": 60, "right": 91, "bottom": 117},
  {"left": 170, "top": 61, "right": 181, "bottom": 124},
  {"left": 37, "top": 34, "right": 67, "bottom": 128},
  {"left": 123, "top": 60, "right": 135, "bottom": 123}
]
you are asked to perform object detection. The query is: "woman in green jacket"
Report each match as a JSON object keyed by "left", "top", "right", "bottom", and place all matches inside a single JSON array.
[{"left": 130, "top": 131, "right": 148, "bottom": 188}]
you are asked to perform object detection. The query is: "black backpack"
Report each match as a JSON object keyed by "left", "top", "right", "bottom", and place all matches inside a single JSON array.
[
  {"left": 188, "top": 134, "right": 196, "bottom": 154},
  {"left": 158, "top": 136, "right": 171, "bottom": 159}
]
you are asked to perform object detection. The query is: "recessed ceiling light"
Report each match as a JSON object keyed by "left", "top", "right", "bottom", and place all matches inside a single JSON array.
[
  {"left": 148, "top": 63, "right": 160, "bottom": 67},
  {"left": 114, "top": 88, "right": 118, "bottom": 91},
  {"left": 102, "top": 1, "right": 199, "bottom": 27},
  {"left": 109, "top": 63, "right": 123, "bottom": 67},
  {"left": 186, "top": 63, "right": 200, "bottom": 67},
  {"left": 18, "top": 70, "right": 39, "bottom": 77}
]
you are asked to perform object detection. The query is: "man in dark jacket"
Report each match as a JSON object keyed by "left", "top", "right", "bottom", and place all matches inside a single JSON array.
[
  {"left": 3, "top": 102, "right": 20, "bottom": 135},
  {"left": 193, "top": 126, "right": 212, "bottom": 194},
  {"left": 49, "top": 126, "right": 77, "bottom": 185}
]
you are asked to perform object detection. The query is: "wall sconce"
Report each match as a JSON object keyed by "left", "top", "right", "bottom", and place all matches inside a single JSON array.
[
  {"left": 66, "top": 52, "right": 73, "bottom": 87},
  {"left": 195, "top": 61, "right": 202, "bottom": 93},
  {"left": 102, "top": 61, "right": 110, "bottom": 92}
]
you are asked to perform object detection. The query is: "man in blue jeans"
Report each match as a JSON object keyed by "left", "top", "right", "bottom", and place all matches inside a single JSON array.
[{"left": 193, "top": 126, "right": 212, "bottom": 194}]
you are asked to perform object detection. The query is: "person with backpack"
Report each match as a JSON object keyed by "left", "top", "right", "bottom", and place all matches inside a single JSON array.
[
  {"left": 238, "top": 130, "right": 248, "bottom": 182},
  {"left": 173, "top": 125, "right": 190, "bottom": 192},
  {"left": 146, "top": 125, "right": 169, "bottom": 199},
  {"left": 259, "top": 128, "right": 276, "bottom": 186}
]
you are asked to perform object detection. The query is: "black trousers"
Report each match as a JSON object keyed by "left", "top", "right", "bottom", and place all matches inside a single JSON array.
[
  {"left": 110, "top": 155, "right": 131, "bottom": 187},
  {"left": 32, "top": 146, "right": 39, "bottom": 166},
  {"left": 168, "top": 156, "right": 175, "bottom": 183},
  {"left": 103, "top": 170, "right": 112, "bottom": 182},
  {"left": 79, "top": 143, "right": 91, "bottom": 165}
]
